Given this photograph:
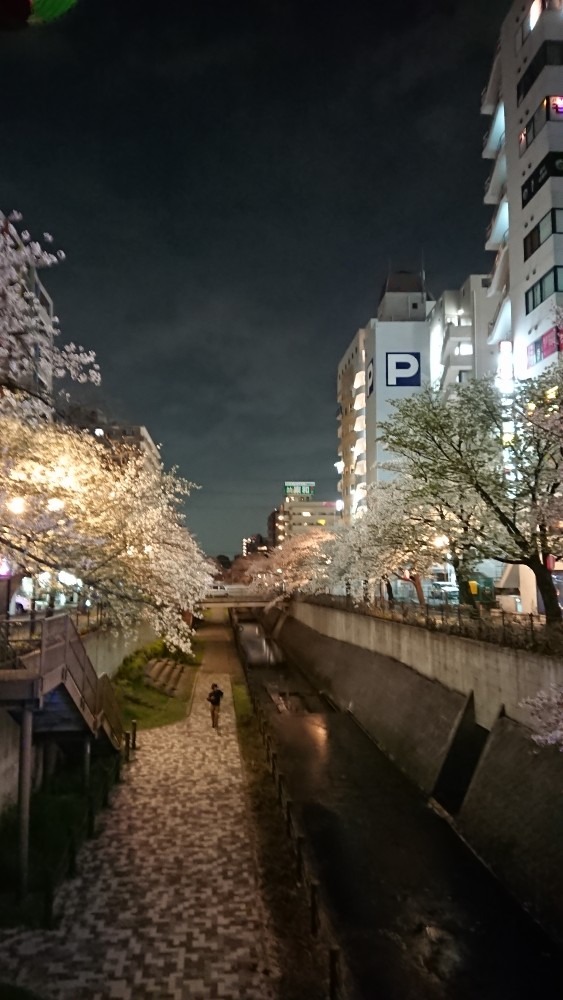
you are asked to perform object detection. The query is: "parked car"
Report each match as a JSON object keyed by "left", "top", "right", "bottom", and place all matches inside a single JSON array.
[{"left": 427, "top": 583, "right": 459, "bottom": 605}]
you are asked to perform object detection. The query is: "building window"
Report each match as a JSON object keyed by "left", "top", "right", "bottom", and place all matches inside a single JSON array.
[
  {"left": 525, "top": 265, "right": 563, "bottom": 313},
  {"left": 517, "top": 42, "right": 563, "bottom": 105},
  {"left": 523, "top": 208, "right": 563, "bottom": 259},
  {"left": 521, "top": 150, "right": 563, "bottom": 207},
  {"left": 519, "top": 97, "right": 552, "bottom": 156}
]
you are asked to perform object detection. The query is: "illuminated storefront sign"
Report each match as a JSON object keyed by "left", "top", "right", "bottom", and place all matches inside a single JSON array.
[
  {"left": 527, "top": 326, "right": 561, "bottom": 368},
  {"left": 284, "top": 481, "right": 315, "bottom": 497}
]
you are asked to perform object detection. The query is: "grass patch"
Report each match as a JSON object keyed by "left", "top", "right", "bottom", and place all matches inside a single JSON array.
[
  {"left": 113, "top": 637, "right": 202, "bottom": 731},
  {"left": 232, "top": 680, "right": 327, "bottom": 1000},
  {"left": 117, "top": 680, "right": 195, "bottom": 731}
]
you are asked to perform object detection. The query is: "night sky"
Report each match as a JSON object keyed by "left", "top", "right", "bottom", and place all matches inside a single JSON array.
[{"left": 0, "top": 0, "right": 507, "bottom": 556}]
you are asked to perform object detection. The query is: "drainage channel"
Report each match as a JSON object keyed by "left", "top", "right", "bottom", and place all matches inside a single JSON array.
[{"left": 245, "top": 650, "right": 563, "bottom": 1000}]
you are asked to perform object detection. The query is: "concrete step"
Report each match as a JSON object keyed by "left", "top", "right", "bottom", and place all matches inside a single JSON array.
[
  {"left": 147, "top": 659, "right": 169, "bottom": 684},
  {"left": 156, "top": 660, "right": 177, "bottom": 691},
  {"left": 143, "top": 658, "right": 160, "bottom": 678},
  {"left": 163, "top": 663, "right": 184, "bottom": 696}
]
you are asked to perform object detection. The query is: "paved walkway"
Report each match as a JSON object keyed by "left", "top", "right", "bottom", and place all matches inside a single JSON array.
[{"left": 0, "top": 619, "right": 278, "bottom": 999}]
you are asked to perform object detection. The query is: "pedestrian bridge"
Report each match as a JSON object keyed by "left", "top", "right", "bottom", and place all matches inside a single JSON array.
[{"left": 202, "top": 594, "right": 274, "bottom": 608}]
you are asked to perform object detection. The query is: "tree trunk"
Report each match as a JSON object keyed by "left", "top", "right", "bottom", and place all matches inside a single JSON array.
[
  {"left": 411, "top": 574, "right": 425, "bottom": 607},
  {"left": 529, "top": 554, "right": 562, "bottom": 625},
  {"left": 45, "top": 587, "right": 56, "bottom": 619}
]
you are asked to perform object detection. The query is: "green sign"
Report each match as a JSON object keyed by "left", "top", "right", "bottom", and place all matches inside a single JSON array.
[{"left": 284, "top": 481, "right": 315, "bottom": 497}]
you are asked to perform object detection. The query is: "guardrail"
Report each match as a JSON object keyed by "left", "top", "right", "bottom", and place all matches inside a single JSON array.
[
  {"left": 0, "top": 604, "right": 105, "bottom": 659},
  {"left": 96, "top": 673, "right": 124, "bottom": 750},
  {"left": 299, "top": 593, "right": 562, "bottom": 655}
]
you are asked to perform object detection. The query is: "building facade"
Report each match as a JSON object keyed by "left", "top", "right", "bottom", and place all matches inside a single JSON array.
[
  {"left": 430, "top": 275, "right": 502, "bottom": 394},
  {"left": 365, "top": 271, "right": 434, "bottom": 487},
  {"left": 61, "top": 406, "right": 162, "bottom": 473},
  {"left": 336, "top": 328, "right": 367, "bottom": 522},
  {"left": 273, "top": 482, "right": 340, "bottom": 545},
  {"left": 483, "top": 0, "right": 563, "bottom": 384},
  {"left": 336, "top": 272, "right": 434, "bottom": 515}
]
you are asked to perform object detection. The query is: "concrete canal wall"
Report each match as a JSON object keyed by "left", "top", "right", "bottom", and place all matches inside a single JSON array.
[
  {"left": 84, "top": 621, "right": 156, "bottom": 678},
  {"left": 265, "top": 601, "right": 563, "bottom": 943}
]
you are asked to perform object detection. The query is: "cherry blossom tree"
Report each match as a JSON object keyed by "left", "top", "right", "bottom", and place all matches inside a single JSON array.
[
  {"left": 522, "top": 686, "right": 563, "bottom": 751},
  {"left": 380, "top": 371, "right": 563, "bottom": 625},
  {"left": 239, "top": 529, "right": 333, "bottom": 599},
  {"left": 325, "top": 482, "right": 438, "bottom": 604},
  {"left": 0, "top": 417, "right": 211, "bottom": 651},
  {"left": 0, "top": 211, "right": 100, "bottom": 420}
]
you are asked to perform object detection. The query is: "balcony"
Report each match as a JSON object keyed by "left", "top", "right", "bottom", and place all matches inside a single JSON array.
[
  {"left": 440, "top": 322, "right": 474, "bottom": 368},
  {"left": 484, "top": 152, "right": 507, "bottom": 205},
  {"left": 440, "top": 353, "right": 474, "bottom": 393},
  {"left": 487, "top": 290, "right": 512, "bottom": 345},
  {"left": 482, "top": 102, "right": 505, "bottom": 160},
  {"left": 485, "top": 195, "right": 509, "bottom": 251},
  {"left": 481, "top": 45, "right": 501, "bottom": 115},
  {"left": 489, "top": 238, "right": 509, "bottom": 297}
]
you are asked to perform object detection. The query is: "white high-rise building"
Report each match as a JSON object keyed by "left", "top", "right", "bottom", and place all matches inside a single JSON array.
[
  {"left": 337, "top": 272, "right": 434, "bottom": 515},
  {"left": 483, "top": 0, "right": 563, "bottom": 383},
  {"left": 430, "top": 275, "right": 502, "bottom": 395},
  {"left": 336, "top": 328, "right": 367, "bottom": 522},
  {"left": 365, "top": 272, "right": 434, "bottom": 487}
]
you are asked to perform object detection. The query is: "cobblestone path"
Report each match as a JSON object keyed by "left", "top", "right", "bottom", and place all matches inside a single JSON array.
[{"left": 0, "top": 621, "right": 278, "bottom": 1000}]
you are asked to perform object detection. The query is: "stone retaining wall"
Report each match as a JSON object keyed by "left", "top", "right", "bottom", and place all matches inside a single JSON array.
[{"left": 286, "top": 600, "right": 563, "bottom": 729}]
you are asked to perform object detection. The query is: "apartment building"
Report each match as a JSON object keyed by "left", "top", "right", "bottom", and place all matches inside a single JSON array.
[
  {"left": 273, "top": 483, "right": 340, "bottom": 545},
  {"left": 0, "top": 212, "right": 55, "bottom": 415},
  {"left": 336, "top": 328, "right": 367, "bottom": 522},
  {"left": 430, "top": 275, "right": 502, "bottom": 394},
  {"left": 483, "top": 0, "right": 563, "bottom": 383},
  {"left": 336, "top": 272, "right": 434, "bottom": 512},
  {"left": 61, "top": 406, "right": 162, "bottom": 473}
]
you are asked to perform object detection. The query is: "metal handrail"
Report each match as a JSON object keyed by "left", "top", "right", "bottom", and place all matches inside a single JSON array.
[
  {"left": 0, "top": 613, "right": 123, "bottom": 749},
  {"left": 96, "top": 673, "right": 123, "bottom": 749}
]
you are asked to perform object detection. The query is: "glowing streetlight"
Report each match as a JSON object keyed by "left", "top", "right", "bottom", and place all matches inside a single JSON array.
[
  {"left": 433, "top": 534, "right": 449, "bottom": 549},
  {"left": 7, "top": 498, "right": 26, "bottom": 515}
]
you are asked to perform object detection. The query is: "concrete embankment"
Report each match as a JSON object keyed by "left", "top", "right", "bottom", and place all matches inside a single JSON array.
[{"left": 264, "top": 601, "right": 563, "bottom": 945}]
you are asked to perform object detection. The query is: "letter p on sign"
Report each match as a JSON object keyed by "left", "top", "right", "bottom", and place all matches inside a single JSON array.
[{"left": 386, "top": 352, "right": 421, "bottom": 387}]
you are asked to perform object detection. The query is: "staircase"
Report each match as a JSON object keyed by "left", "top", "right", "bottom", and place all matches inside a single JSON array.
[
  {"left": 144, "top": 657, "right": 192, "bottom": 698},
  {"left": 0, "top": 614, "right": 123, "bottom": 750},
  {"left": 0, "top": 613, "right": 123, "bottom": 894}
]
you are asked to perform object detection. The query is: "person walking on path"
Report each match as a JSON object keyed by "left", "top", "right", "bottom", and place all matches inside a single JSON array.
[{"left": 207, "top": 681, "right": 224, "bottom": 728}]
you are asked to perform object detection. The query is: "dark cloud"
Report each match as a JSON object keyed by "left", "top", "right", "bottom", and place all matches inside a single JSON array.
[{"left": 0, "top": 0, "right": 509, "bottom": 553}]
